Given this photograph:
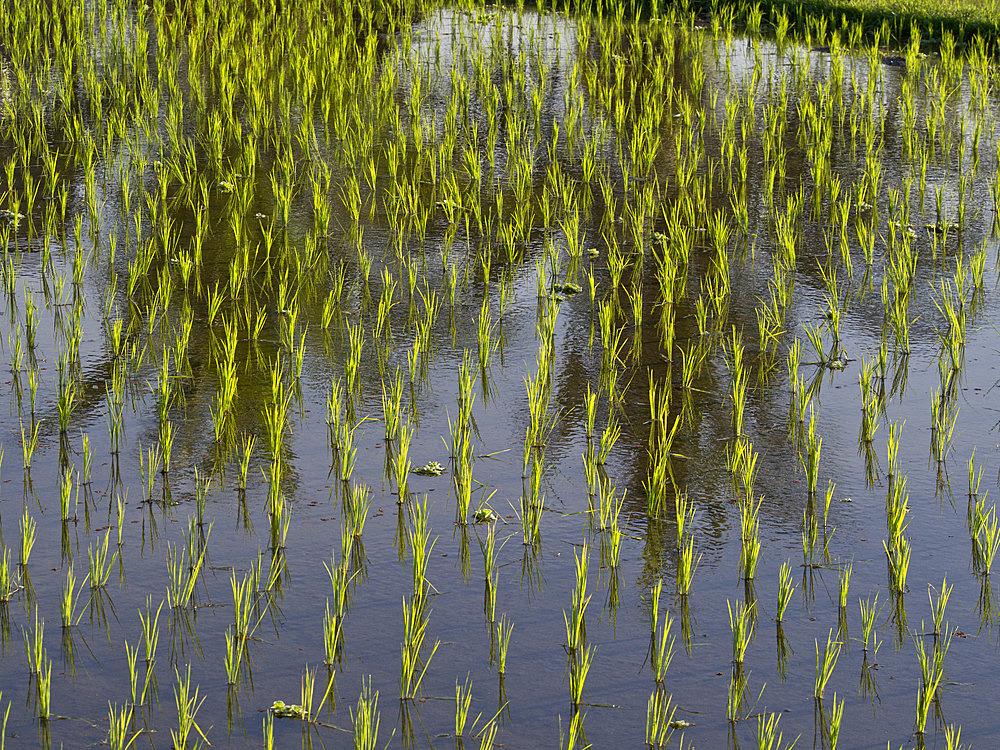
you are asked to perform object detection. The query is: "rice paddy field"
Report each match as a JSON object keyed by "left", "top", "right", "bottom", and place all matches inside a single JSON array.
[{"left": 1, "top": 0, "right": 1000, "bottom": 747}]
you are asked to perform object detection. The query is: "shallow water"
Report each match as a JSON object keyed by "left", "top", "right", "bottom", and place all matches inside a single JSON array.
[{"left": 0, "top": 1, "right": 999, "bottom": 748}]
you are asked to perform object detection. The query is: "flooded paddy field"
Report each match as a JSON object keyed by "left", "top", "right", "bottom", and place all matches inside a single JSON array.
[{"left": 0, "top": 0, "right": 999, "bottom": 747}]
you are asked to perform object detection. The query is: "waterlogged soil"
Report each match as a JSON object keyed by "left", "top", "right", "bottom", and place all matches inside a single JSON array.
[{"left": 0, "top": 2, "right": 999, "bottom": 749}]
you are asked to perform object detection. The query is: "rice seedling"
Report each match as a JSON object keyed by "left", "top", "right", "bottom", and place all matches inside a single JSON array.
[
  {"left": 382, "top": 368, "right": 404, "bottom": 442},
  {"left": 728, "top": 328, "right": 748, "bottom": 436},
  {"left": 1, "top": 0, "right": 999, "bottom": 742},
  {"left": 676, "top": 534, "right": 700, "bottom": 597},
  {"left": 36, "top": 647, "right": 52, "bottom": 721},
  {"left": 824, "top": 694, "right": 844, "bottom": 748},
  {"left": 166, "top": 534, "right": 206, "bottom": 608},
  {"left": 564, "top": 545, "right": 591, "bottom": 655},
  {"left": 914, "top": 631, "right": 947, "bottom": 736},
  {"left": 558, "top": 710, "right": 586, "bottom": 750},
  {"left": 124, "top": 639, "right": 145, "bottom": 708},
  {"left": 478, "top": 715, "right": 501, "bottom": 750},
  {"left": 88, "top": 530, "right": 116, "bottom": 589},
  {"left": 597, "top": 415, "right": 621, "bottom": 467},
  {"left": 61, "top": 563, "right": 84, "bottom": 628},
  {"left": 645, "top": 686, "right": 678, "bottom": 748},
  {"left": 859, "top": 593, "right": 882, "bottom": 661},
  {"left": 347, "top": 482, "right": 371, "bottom": 540},
  {"left": 56, "top": 358, "right": 76, "bottom": 434},
  {"left": 728, "top": 599, "right": 754, "bottom": 666},
  {"left": 0, "top": 547, "right": 20, "bottom": 602},
  {"left": 400, "top": 594, "right": 440, "bottom": 700},
  {"left": 298, "top": 664, "right": 321, "bottom": 721},
  {"left": 754, "top": 711, "right": 795, "bottom": 750},
  {"left": 339, "top": 419, "right": 359, "bottom": 484},
  {"left": 814, "top": 630, "right": 841, "bottom": 698},
  {"left": 107, "top": 702, "right": 139, "bottom": 750},
  {"left": 944, "top": 724, "right": 967, "bottom": 750},
  {"left": 454, "top": 462, "right": 474, "bottom": 527},
  {"left": 171, "top": 664, "right": 208, "bottom": 749},
  {"left": 673, "top": 492, "right": 696, "bottom": 550},
  {"left": 976, "top": 504, "right": 1000, "bottom": 576},
  {"left": 930, "top": 389, "right": 960, "bottom": 464},
  {"left": 838, "top": 564, "right": 852, "bottom": 609},
  {"left": 651, "top": 602, "right": 675, "bottom": 685},
  {"left": 455, "top": 676, "right": 478, "bottom": 740},
  {"left": 138, "top": 596, "right": 162, "bottom": 671},
  {"left": 776, "top": 560, "right": 795, "bottom": 622},
  {"left": 57, "top": 464, "right": 76, "bottom": 523},
  {"left": 23, "top": 607, "right": 44, "bottom": 676},
  {"left": 885, "top": 536, "right": 911, "bottom": 594},
  {"left": 726, "top": 663, "right": 757, "bottom": 725},
  {"left": 739, "top": 500, "right": 761, "bottom": 581},
  {"left": 19, "top": 507, "right": 36, "bottom": 568},
  {"left": 800, "top": 408, "right": 822, "bottom": 497},
  {"left": 569, "top": 643, "right": 595, "bottom": 706},
  {"left": 20, "top": 418, "right": 41, "bottom": 471},
  {"left": 394, "top": 419, "right": 413, "bottom": 500},
  {"left": 495, "top": 614, "right": 513, "bottom": 675}
]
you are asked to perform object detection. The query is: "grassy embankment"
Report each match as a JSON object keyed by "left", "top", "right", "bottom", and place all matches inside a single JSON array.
[{"left": 681, "top": 0, "right": 1000, "bottom": 48}]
